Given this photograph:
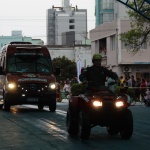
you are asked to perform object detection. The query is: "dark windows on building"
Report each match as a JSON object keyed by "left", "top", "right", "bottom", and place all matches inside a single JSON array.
[
  {"left": 69, "top": 19, "right": 75, "bottom": 23},
  {"left": 69, "top": 25, "right": 75, "bottom": 29}
]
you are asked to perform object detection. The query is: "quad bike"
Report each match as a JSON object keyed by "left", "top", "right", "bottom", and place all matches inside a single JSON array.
[{"left": 66, "top": 87, "right": 133, "bottom": 140}]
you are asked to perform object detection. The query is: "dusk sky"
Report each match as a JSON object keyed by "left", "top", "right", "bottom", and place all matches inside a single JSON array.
[{"left": 0, "top": 0, "right": 95, "bottom": 42}]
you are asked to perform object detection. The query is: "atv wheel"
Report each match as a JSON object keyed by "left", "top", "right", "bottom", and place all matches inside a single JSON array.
[
  {"left": 145, "top": 101, "right": 150, "bottom": 107},
  {"left": 107, "top": 126, "right": 119, "bottom": 135},
  {"left": 66, "top": 109, "right": 79, "bottom": 135},
  {"left": 78, "top": 111, "right": 91, "bottom": 140},
  {"left": 120, "top": 109, "right": 133, "bottom": 139},
  {"left": 38, "top": 104, "right": 44, "bottom": 110}
]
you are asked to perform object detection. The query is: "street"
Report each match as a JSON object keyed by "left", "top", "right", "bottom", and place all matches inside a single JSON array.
[{"left": 0, "top": 100, "right": 150, "bottom": 150}]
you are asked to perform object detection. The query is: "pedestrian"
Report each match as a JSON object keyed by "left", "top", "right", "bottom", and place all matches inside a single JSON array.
[
  {"left": 131, "top": 75, "right": 136, "bottom": 87},
  {"left": 106, "top": 76, "right": 116, "bottom": 92},
  {"left": 127, "top": 76, "right": 132, "bottom": 87},
  {"left": 119, "top": 76, "right": 124, "bottom": 86},
  {"left": 120, "top": 83, "right": 128, "bottom": 95},
  {"left": 135, "top": 78, "right": 141, "bottom": 102},
  {"left": 140, "top": 78, "right": 147, "bottom": 102},
  {"left": 144, "top": 88, "right": 150, "bottom": 104},
  {"left": 63, "top": 80, "right": 71, "bottom": 96},
  {"left": 71, "top": 77, "right": 78, "bottom": 86}
]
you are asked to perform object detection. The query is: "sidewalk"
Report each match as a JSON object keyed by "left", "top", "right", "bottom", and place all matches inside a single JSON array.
[{"left": 130, "top": 101, "right": 145, "bottom": 106}]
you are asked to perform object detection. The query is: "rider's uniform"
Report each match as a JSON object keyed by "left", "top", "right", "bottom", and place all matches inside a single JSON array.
[{"left": 79, "top": 65, "right": 118, "bottom": 88}]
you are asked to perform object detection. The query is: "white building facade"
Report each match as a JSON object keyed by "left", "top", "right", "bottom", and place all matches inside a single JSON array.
[
  {"left": 46, "top": 0, "right": 87, "bottom": 45},
  {"left": 47, "top": 45, "right": 92, "bottom": 81},
  {"left": 90, "top": 2, "right": 150, "bottom": 79}
]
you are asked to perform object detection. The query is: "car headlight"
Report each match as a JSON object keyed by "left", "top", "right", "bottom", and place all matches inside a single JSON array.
[
  {"left": 7, "top": 83, "right": 16, "bottom": 90},
  {"left": 49, "top": 83, "right": 56, "bottom": 90},
  {"left": 115, "top": 101, "right": 124, "bottom": 107},
  {"left": 92, "top": 100, "right": 103, "bottom": 107}
]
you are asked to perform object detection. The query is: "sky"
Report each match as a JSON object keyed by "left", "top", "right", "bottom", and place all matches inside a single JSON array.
[{"left": 0, "top": 0, "right": 95, "bottom": 43}]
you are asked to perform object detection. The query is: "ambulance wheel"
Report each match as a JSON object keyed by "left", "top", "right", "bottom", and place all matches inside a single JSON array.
[
  {"left": 4, "top": 94, "right": 10, "bottom": 111},
  {"left": 49, "top": 99, "right": 56, "bottom": 112}
]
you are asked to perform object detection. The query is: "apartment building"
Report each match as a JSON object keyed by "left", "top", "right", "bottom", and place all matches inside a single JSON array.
[
  {"left": 46, "top": 0, "right": 87, "bottom": 45},
  {"left": 91, "top": 1, "right": 150, "bottom": 79}
]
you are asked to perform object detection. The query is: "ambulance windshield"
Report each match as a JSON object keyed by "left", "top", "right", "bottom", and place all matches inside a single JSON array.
[{"left": 7, "top": 53, "right": 52, "bottom": 73}]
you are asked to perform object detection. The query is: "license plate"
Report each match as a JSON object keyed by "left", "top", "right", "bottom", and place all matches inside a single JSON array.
[{"left": 27, "top": 97, "right": 38, "bottom": 102}]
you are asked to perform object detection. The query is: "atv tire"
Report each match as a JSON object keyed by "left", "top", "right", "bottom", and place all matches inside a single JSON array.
[
  {"left": 120, "top": 109, "right": 133, "bottom": 139},
  {"left": 78, "top": 111, "right": 91, "bottom": 140},
  {"left": 38, "top": 104, "right": 44, "bottom": 110},
  {"left": 66, "top": 109, "right": 79, "bottom": 135},
  {"left": 107, "top": 126, "right": 119, "bottom": 135}
]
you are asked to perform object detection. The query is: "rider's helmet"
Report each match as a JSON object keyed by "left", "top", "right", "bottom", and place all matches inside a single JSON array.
[{"left": 92, "top": 54, "right": 102, "bottom": 63}]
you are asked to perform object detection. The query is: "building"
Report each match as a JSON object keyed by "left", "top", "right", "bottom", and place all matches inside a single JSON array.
[
  {"left": 90, "top": 19, "right": 150, "bottom": 79},
  {"left": 46, "top": 0, "right": 87, "bottom": 45},
  {"left": 47, "top": 45, "right": 92, "bottom": 82},
  {"left": 91, "top": 1, "right": 150, "bottom": 79},
  {"left": 95, "top": 0, "right": 128, "bottom": 26},
  {"left": 0, "top": 31, "right": 44, "bottom": 50}
]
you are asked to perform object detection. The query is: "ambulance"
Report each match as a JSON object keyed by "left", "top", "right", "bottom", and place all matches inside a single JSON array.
[{"left": 0, "top": 42, "right": 60, "bottom": 111}]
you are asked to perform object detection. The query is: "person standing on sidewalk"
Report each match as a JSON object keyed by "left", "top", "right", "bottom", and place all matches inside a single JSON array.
[
  {"left": 140, "top": 78, "right": 147, "bottom": 102},
  {"left": 135, "top": 78, "right": 141, "bottom": 102}
]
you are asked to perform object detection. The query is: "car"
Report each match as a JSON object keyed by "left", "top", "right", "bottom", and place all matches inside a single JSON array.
[{"left": 66, "top": 87, "right": 133, "bottom": 140}]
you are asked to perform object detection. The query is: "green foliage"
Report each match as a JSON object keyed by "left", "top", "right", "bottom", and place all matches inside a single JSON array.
[
  {"left": 52, "top": 56, "right": 77, "bottom": 81},
  {"left": 114, "top": 86, "right": 135, "bottom": 98},
  {"left": 71, "top": 83, "right": 84, "bottom": 96},
  {"left": 120, "top": 0, "right": 150, "bottom": 53},
  {"left": 114, "top": 86, "right": 121, "bottom": 95}
]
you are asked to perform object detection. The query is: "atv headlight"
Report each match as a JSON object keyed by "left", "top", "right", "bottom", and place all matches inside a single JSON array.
[
  {"left": 49, "top": 83, "right": 56, "bottom": 90},
  {"left": 93, "top": 100, "right": 103, "bottom": 107},
  {"left": 7, "top": 83, "right": 16, "bottom": 90},
  {"left": 115, "top": 101, "right": 124, "bottom": 107}
]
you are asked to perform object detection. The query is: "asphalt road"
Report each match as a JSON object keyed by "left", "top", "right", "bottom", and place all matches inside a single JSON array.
[{"left": 0, "top": 100, "right": 150, "bottom": 150}]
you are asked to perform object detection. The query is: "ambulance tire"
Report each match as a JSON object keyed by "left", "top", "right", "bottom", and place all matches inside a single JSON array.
[
  {"left": 49, "top": 99, "right": 56, "bottom": 112},
  {"left": 3, "top": 94, "right": 10, "bottom": 111}
]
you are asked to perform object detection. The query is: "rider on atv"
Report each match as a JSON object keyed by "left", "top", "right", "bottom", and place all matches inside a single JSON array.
[
  {"left": 79, "top": 53, "right": 118, "bottom": 89},
  {"left": 67, "top": 54, "right": 133, "bottom": 140}
]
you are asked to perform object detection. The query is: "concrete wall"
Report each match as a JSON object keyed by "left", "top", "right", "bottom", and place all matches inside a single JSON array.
[{"left": 47, "top": 45, "right": 92, "bottom": 68}]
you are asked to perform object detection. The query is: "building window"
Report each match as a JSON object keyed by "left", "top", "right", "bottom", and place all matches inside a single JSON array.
[
  {"left": 69, "top": 25, "right": 75, "bottom": 29},
  {"left": 100, "top": 13, "right": 114, "bottom": 23},
  {"left": 101, "top": 0, "right": 114, "bottom": 9},
  {"left": 69, "top": 19, "right": 75, "bottom": 23},
  {"left": 110, "top": 35, "right": 115, "bottom": 51}
]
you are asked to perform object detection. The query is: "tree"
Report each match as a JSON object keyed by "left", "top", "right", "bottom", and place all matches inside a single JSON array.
[
  {"left": 120, "top": 0, "right": 150, "bottom": 54},
  {"left": 52, "top": 56, "right": 77, "bottom": 81}
]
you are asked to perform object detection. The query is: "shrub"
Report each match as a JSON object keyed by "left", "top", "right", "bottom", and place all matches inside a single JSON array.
[
  {"left": 71, "top": 83, "right": 84, "bottom": 96},
  {"left": 114, "top": 86, "right": 135, "bottom": 98}
]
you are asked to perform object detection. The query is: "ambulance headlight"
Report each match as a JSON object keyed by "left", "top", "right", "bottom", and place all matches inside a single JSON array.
[
  {"left": 92, "top": 100, "right": 103, "bottom": 107},
  {"left": 8, "top": 83, "right": 16, "bottom": 90},
  {"left": 49, "top": 83, "right": 56, "bottom": 90},
  {"left": 115, "top": 101, "right": 124, "bottom": 107}
]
